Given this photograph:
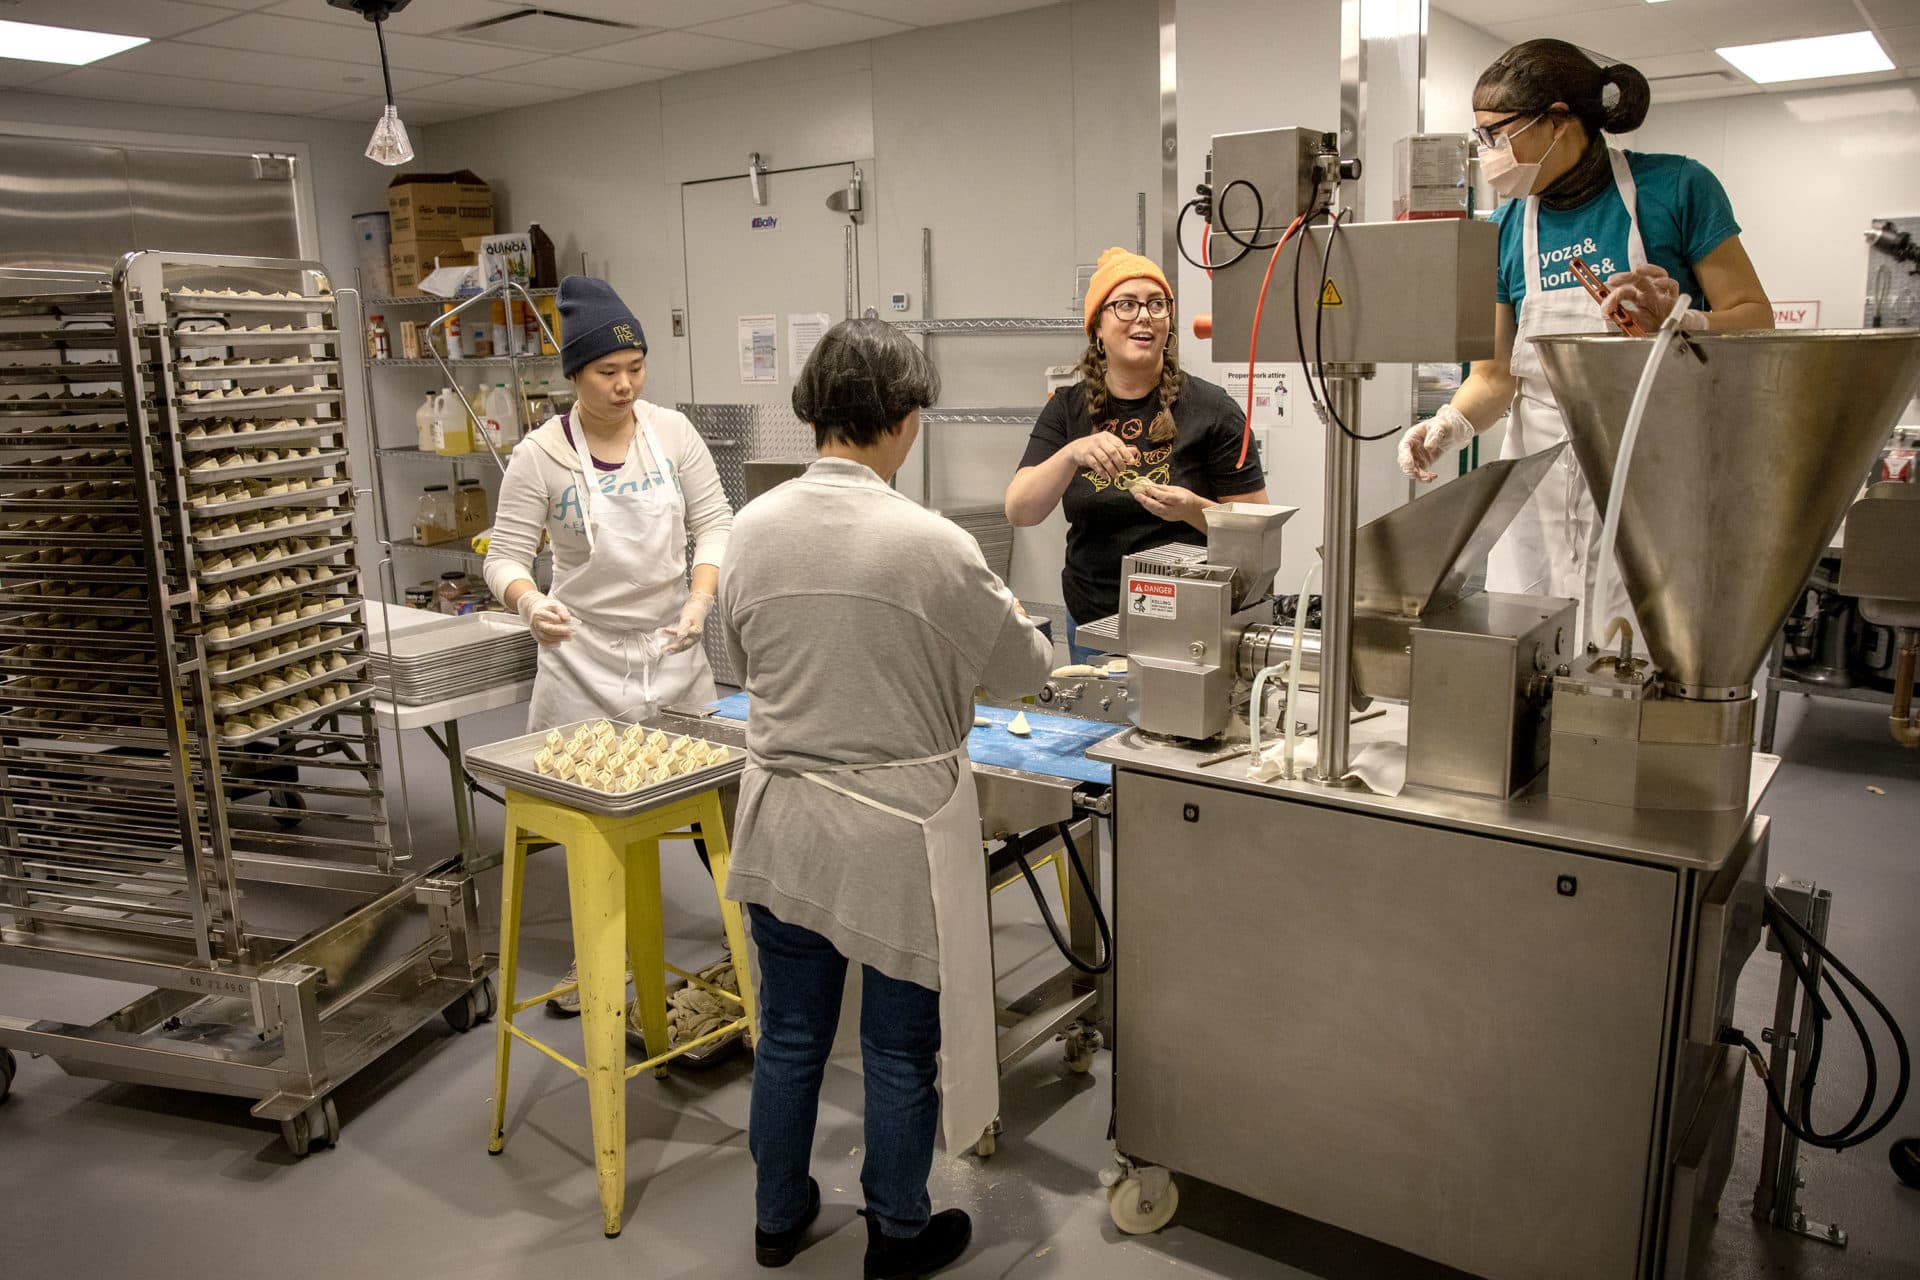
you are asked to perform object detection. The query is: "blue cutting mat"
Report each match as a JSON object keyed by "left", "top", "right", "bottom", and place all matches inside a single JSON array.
[{"left": 707, "top": 693, "right": 1114, "bottom": 785}]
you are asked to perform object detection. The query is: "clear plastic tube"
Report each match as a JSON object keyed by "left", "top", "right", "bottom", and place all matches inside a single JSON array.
[
  {"left": 1587, "top": 293, "right": 1691, "bottom": 653},
  {"left": 1281, "top": 560, "right": 1321, "bottom": 779}
]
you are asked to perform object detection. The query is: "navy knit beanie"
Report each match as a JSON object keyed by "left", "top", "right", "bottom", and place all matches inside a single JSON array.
[{"left": 559, "top": 275, "right": 647, "bottom": 377}]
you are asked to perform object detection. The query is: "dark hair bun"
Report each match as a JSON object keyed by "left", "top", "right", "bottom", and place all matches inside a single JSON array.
[{"left": 1602, "top": 63, "right": 1651, "bottom": 133}]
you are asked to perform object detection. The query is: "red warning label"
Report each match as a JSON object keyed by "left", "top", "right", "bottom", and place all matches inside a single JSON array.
[{"left": 1126, "top": 577, "right": 1178, "bottom": 619}]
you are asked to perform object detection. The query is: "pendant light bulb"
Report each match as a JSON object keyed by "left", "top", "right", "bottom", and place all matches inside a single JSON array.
[{"left": 366, "top": 103, "right": 413, "bottom": 165}]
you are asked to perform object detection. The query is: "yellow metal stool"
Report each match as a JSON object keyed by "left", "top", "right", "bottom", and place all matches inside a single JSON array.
[{"left": 487, "top": 785, "right": 758, "bottom": 1237}]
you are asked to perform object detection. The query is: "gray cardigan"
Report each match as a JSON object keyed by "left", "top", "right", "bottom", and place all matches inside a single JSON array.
[{"left": 718, "top": 459, "right": 1052, "bottom": 989}]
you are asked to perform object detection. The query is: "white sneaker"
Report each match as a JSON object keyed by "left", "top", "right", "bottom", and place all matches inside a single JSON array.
[{"left": 544, "top": 961, "right": 580, "bottom": 1018}]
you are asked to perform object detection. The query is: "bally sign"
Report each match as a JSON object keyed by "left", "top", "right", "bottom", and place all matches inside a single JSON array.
[
  {"left": 1772, "top": 301, "right": 1819, "bottom": 329},
  {"left": 751, "top": 215, "right": 779, "bottom": 232},
  {"left": 1126, "top": 577, "right": 1177, "bottom": 620}
]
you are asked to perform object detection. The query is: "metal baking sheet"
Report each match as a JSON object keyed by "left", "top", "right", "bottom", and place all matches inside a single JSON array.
[
  {"left": 707, "top": 692, "right": 1117, "bottom": 786},
  {"left": 203, "top": 602, "right": 359, "bottom": 654},
  {"left": 191, "top": 510, "right": 353, "bottom": 553},
  {"left": 172, "top": 390, "right": 341, "bottom": 420},
  {"left": 178, "top": 419, "right": 344, "bottom": 454},
  {"left": 214, "top": 655, "right": 366, "bottom": 716},
  {"left": 198, "top": 566, "right": 356, "bottom": 617},
  {"left": 185, "top": 479, "right": 352, "bottom": 519},
  {"left": 214, "top": 683, "right": 372, "bottom": 747},
  {"left": 194, "top": 537, "right": 349, "bottom": 585},
  {"left": 464, "top": 718, "right": 745, "bottom": 818},
  {"left": 183, "top": 448, "right": 347, "bottom": 485},
  {"left": 167, "top": 292, "right": 336, "bottom": 315},
  {"left": 0, "top": 395, "right": 126, "bottom": 414},
  {"left": 0, "top": 426, "right": 132, "bottom": 450},
  {"left": 0, "top": 331, "right": 122, "bottom": 352},
  {"left": 175, "top": 359, "right": 340, "bottom": 384},
  {"left": 211, "top": 630, "right": 361, "bottom": 686},
  {"left": 0, "top": 292, "right": 114, "bottom": 317},
  {"left": 173, "top": 328, "right": 339, "bottom": 349},
  {"left": 367, "top": 610, "right": 532, "bottom": 662}
]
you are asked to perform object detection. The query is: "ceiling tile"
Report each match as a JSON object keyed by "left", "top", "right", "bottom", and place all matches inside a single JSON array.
[
  {"left": 1676, "top": 0, "right": 1869, "bottom": 49},
  {"left": 586, "top": 29, "right": 786, "bottom": 71},
  {"left": 816, "top": 0, "right": 1057, "bottom": 24},
  {"left": 0, "top": 0, "right": 237, "bottom": 39},
  {"left": 482, "top": 55, "right": 673, "bottom": 91},
  {"left": 0, "top": 58, "right": 68, "bottom": 88},
  {"left": 316, "top": 94, "right": 476, "bottom": 123},
  {"left": 526, "top": 0, "right": 780, "bottom": 26},
  {"left": 31, "top": 63, "right": 359, "bottom": 114},
  {"left": 1485, "top": 5, "right": 1698, "bottom": 61},
  {"left": 1631, "top": 50, "right": 1737, "bottom": 80},
  {"left": 690, "top": 3, "right": 911, "bottom": 50},
  {"left": 1864, "top": 0, "right": 1920, "bottom": 27},
  {"left": 98, "top": 39, "right": 450, "bottom": 94},
  {"left": 1647, "top": 72, "right": 1748, "bottom": 101},
  {"left": 262, "top": 0, "right": 525, "bottom": 35},
  {"left": 176, "top": 11, "right": 545, "bottom": 74},
  {"left": 407, "top": 74, "right": 562, "bottom": 108},
  {"left": 163, "top": 0, "right": 285, "bottom": 9},
  {"left": 1874, "top": 25, "right": 1920, "bottom": 65}
]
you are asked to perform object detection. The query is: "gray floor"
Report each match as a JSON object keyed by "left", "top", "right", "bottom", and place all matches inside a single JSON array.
[{"left": 1, "top": 691, "right": 1916, "bottom": 1280}]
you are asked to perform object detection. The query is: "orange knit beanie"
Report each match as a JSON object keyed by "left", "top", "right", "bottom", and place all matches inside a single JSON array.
[{"left": 1083, "top": 246, "right": 1173, "bottom": 335}]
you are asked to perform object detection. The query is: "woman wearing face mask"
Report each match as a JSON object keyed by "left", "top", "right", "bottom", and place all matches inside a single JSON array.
[
  {"left": 1006, "top": 247, "right": 1268, "bottom": 663},
  {"left": 1397, "top": 39, "right": 1771, "bottom": 643},
  {"left": 484, "top": 276, "right": 733, "bottom": 1029}
]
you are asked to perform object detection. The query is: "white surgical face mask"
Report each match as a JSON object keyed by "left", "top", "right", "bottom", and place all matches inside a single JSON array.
[{"left": 1480, "top": 115, "right": 1557, "bottom": 199}]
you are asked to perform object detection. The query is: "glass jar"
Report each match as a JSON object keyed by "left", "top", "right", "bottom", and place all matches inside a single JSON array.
[
  {"left": 412, "top": 484, "right": 456, "bottom": 545},
  {"left": 435, "top": 569, "right": 469, "bottom": 615},
  {"left": 455, "top": 478, "right": 489, "bottom": 536}
]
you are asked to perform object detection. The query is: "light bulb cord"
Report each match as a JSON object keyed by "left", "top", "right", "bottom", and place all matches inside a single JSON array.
[{"left": 374, "top": 14, "right": 396, "bottom": 107}]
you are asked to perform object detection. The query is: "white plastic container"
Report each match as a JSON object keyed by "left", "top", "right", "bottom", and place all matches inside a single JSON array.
[
  {"left": 483, "top": 382, "right": 520, "bottom": 452},
  {"left": 414, "top": 391, "right": 437, "bottom": 452},
  {"left": 433, "top": 388, "right": 472, "bottom": 455}
]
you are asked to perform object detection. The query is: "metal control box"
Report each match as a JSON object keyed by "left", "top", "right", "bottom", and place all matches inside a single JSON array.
[
  {"left": 1210, "top": 126, "right": 1334, "bottom": 232},
  {"left": 1405, "top": 593, "right": 1574, "bottom": 797},
  {"left": 1208, "top": 217, "right": 1498, "bottom": 363}
]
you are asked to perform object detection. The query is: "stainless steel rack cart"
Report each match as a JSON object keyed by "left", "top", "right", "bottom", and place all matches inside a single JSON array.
[{"left": 0, "top": 252, "right": 491, "bottom": 1155}]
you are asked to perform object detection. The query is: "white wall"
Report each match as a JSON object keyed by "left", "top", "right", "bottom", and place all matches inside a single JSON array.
[
  {"left": 1424, "top": 8, "right": 1507, "bottom": 138},
  {"left": 419, "top": 0, "right": 1162, "bottom": 608},
  {"left": 1618, "top": 82, "right": 1920, "bottom": 335}
]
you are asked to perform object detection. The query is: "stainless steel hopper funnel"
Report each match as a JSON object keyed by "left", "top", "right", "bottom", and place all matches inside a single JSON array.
[{"left": 1532, "top": 329, "right": 1920, "bottom": 698}]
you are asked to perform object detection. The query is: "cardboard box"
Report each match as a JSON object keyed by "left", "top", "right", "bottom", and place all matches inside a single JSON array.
[
  {"left": 391, "top": 240, "right": 474, "bottom": 296},
  {"left": 387, "top": 170, "right": 493, "bottom": 241}
]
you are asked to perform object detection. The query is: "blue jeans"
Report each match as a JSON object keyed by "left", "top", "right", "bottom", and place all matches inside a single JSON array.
[
  {"left": 1064, "top": 614, "right": 1102, "bottom": 666},
  {"left": 747, "top": 904, "right": 942, "bottom": 1238}
]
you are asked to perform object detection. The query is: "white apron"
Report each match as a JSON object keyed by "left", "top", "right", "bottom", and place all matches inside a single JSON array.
[
  {"left": 526, "top": 408, "right": 716, "bottom": 731},
  {"left": 798, "top": 745, "right": 997, "bottom": 1157},
  {"left": 1493, "top": 148, "right": 1644, "bottom": 652}
]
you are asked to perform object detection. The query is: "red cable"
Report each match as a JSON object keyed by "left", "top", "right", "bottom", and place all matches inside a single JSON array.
[
  {"left": 1236, "top": 211, "right": 1307, "bottom": 468},
  {"left": 1202, "top": 221, "right": 1212, "bottom": 278}
]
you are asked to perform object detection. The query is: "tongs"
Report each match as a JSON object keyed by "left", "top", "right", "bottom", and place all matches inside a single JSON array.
[{"left": 1570, "top": 256, "right": 1706, "bottom": 364}]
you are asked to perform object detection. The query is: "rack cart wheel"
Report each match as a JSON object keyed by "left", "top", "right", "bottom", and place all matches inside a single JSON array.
[
  {"left": 281, "top": 1097, "right": 339, "bottom": 1158},
  {"left": 1106, "top": 1169, "right": 1178, "bottom": 1234},
  {"left": 271, "top": 787, "right": 307, "bottom": 829},
  {"left": 443, "top": 977, "right": 496, "bottom": 1033},
  {"left": 974, "top": 1115, "right": 1003, "bottom": 1159},
  {"left": 1062, "top": 1023, "right": 1104, "bottom": 1075},
  {"left": 0, "top": 1047, "right": 16, "bottom": 1103}
]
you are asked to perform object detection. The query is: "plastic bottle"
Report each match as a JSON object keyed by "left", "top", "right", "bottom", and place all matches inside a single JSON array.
[
  {"left": 520, "top": 301, "right": 541, "bottom": 355},
  {"left": 491, "top": 300, "right": 510, "bottom": 357},
  {"left": 529, "top": 223, "right": 558, "bottom": 289},
  {"left": 368, "top": 314, "right": 390, "bottom": 361},
  {"left": 483, "top": 382, "right": 520, "bottom": 453},
  {"left": 434, "top": 388, "right": 472, "bottom": 455},
  {"left": 414, "top": 390, "right": 437, "bottom": 452},
  {"left": 444, "top": 308, "right": 463, "bottom": 359}
]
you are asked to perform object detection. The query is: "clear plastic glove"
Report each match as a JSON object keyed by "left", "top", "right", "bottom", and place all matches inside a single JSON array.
[
  {"left": 1601, "top": 264, "right": 1682, "bottom": 329},
  {"left": 1397, "top": 404, "right": 1477, "bottom": 483},
  {"left": 1065, "top": 431, "right": 1141, "bottom": 481},
  {"left": 656, "top": 590, "right": 713, "bottom": 657},
  {"left": 515, "top": 589, "right": 574, "bottom": 646}
]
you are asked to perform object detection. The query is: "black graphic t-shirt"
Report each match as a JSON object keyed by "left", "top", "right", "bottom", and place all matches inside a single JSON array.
[{"left": 1018, "top": 374, "right": 1265, "bottom": 623}]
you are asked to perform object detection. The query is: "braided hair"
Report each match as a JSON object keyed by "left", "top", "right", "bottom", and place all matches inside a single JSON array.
[{"left": 1075, "top": 328, "right": 1184, "bottom": 444}]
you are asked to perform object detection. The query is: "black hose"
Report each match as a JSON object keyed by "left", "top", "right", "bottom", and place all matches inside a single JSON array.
[
  {"left": 1723, "top": 891, "right": 1911, "bottom": 1153},
  {"left": 1012, "top": 820, "right": 1112, "bottom": 976}
]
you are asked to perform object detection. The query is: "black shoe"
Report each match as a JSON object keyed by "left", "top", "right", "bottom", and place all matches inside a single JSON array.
[
  {"left": 754, "top": 1177, "right": 821, "bottom": 1268},
  {"left": 863, "top": 1208, "right": 972, "bottom": 1280}
]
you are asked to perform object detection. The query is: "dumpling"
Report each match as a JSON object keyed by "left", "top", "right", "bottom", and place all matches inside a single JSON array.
[
  {"left": 646, "top": 765, "right": 671, "bottom": 784},
  {"left": 590, "top": 718, "right": 614, "bottom": 739},
  {"left": 645, "top": 730, "right": 668, "bottom": 751},
  {"left": 554, "top": 757, "right": 577, "bottom": 781},
  {"left": 595, "top": 768, "right": 618, "bottom": 792},
  {"left": 545, "top": 729, "right": 565, "bottom": 752},
  {"left": 533, "top": 748, "right": 555, "bottom": 775},
  {"left": 584, "top": 745, "right": 607, "bottom": 767}
]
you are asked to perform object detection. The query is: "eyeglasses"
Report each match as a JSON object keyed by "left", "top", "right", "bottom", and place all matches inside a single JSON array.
[
  {"left": 1103, "top": 296, "right": 1172, "bottom": 322},
  {"left": 1471, "top": 110, "right": 1541, "bottom": 149}
]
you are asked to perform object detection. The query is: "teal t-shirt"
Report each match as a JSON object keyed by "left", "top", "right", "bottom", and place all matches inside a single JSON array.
[{"left": 1492, "top": 150, "right": 1741, "bottom": 320}]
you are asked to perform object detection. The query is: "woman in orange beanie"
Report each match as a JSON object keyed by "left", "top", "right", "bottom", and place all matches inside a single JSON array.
[{"left": 1005, "top": 247, "right": 1267, "bottom": 662}]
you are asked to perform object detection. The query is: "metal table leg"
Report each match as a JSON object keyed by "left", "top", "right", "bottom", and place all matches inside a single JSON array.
[
  {"left": 444, "top": 718, "right": 476, "bottom": 863},
  {"left": 1761, "top": 631, "right": 1786, "bottom": 752}
]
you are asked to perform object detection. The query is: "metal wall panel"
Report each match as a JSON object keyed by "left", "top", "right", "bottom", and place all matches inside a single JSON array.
[
  {"left": 0, "top": 134, "right": 299, "bottom": 273},
  {"left": 0, "top": 135, "right": 136, "bottom": 274}
]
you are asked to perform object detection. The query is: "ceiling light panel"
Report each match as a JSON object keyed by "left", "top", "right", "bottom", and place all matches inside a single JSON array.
[{"left": 1716, "top": 31, "right": 1894, "bottom": 84}]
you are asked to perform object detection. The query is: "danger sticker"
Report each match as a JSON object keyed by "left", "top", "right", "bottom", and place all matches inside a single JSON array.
[{"left": 1126, "top": 577, "right": 1177, "bottom": 619}]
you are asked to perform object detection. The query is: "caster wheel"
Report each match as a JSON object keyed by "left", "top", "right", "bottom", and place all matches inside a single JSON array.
[
  {"left": 444, "top": 979, "right": 495, "bottom": 1033},
  {"left": 1062, "top": 1025, "right": 1103, "bottom": 1075},
  {"left": 974, "top": 1130, "right": 997, "bottom": 1159},
  {"left": 1107, "top": 1173, "right": 1178, "bottom": 1234},
  {"left": 1893, "top": 1137, "right": 1920, "bottom": 1190},
  {"left": 271, "top": 788, "right": 308, "bottom": 829},
  {"left": 280, "top": 1098, "right": 339, "bottom": 1158},
  {"left": 0, "top": 1047, "right": 16, "bottom": 1104}
]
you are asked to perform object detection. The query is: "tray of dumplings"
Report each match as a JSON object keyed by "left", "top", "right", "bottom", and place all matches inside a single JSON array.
[
  {"left": 465, "top": 718, "right": 745, "bottom": 816},
  {"left": 215, "top": 678, "right": 369, "bottom": 745},
  {"left": 186, "top": 477, "right": 348, "bottom": 516},
  {"left": 180, "top": 417, "right": 341, "bottom": 453},
  {"left": 183, "top": 446, "right": 346, "bottom": 485},
  {"left": 167, "top": 288, "right": 334, "bottom": 315},
  {"left": 195, "top": 535, "right": 348, "bottom": 585}
]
